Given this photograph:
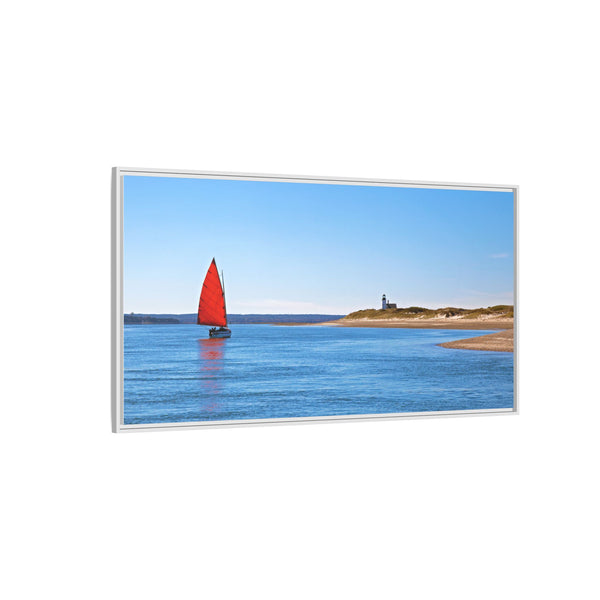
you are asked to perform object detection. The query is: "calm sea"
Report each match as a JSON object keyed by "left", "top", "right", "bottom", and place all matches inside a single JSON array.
[{"left": 123, "top": 324, "right": 514, "bottom": 424}]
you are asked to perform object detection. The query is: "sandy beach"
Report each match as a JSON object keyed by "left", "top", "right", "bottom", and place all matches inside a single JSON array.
[
  {"left": 437, "top": 329, "right": 513, "bottom": 352},
  {"left": 319, "top": 318, "right": 513, "bottom": 331},
  {"left": 307, "top": 317, "right": 515, "bottom": 352},
  {"left": 276, "top": 313, "right": 514, "bottom": 352}
]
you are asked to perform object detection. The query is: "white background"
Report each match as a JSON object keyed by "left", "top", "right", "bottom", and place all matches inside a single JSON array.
[{"left": 2, "top": 2, "right": 599, "bottom": 599}]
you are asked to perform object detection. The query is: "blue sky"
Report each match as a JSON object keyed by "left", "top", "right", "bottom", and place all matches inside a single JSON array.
[{"left": 123, "top": 176, "right": 514, "bottom": 314}]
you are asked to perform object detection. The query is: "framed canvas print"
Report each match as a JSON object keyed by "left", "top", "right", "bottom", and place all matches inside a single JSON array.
[{"left": 112, "top": 168, "right": 517, "bottom": 432}]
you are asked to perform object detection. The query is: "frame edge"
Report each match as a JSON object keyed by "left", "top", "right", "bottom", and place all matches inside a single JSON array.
[{"left": 111, "top": 167, "right": 122, "bottom": 433}]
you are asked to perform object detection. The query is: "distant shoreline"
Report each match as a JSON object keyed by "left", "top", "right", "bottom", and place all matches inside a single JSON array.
[{"left": 125, "top": 313, "right": 344, "bottom": 325}]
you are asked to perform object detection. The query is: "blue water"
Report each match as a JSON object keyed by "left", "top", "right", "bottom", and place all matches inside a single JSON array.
[{"left": 123, "top": 325, "right": 513, "bottom": 424}]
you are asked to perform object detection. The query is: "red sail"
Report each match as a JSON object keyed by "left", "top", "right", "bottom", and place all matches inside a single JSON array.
[{"left": 197, "top": 259, "right": 227, "bottom": 327}]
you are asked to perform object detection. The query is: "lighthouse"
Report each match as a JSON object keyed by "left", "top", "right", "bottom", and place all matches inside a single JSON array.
[{"left": 381, "top": 294, "right": 397, "bottom": 310}]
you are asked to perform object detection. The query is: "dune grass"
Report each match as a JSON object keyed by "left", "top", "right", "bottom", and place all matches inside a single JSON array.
[{"left": 343, "top": 305, "right": 513, "bottom": 320}]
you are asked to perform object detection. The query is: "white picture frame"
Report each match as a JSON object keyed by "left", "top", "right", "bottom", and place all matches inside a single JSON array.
[{"left": 112, "top": 167, "right": 518, "bottom": 433}]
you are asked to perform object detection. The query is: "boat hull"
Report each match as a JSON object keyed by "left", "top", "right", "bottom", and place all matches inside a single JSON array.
[{"left": 209, "top": 327, "right": 232, "bottom": 338}]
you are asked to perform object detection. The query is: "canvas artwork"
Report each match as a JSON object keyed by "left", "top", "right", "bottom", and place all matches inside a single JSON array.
[{"left": 112, "top": 169, "right": 516, "bottom": 432}]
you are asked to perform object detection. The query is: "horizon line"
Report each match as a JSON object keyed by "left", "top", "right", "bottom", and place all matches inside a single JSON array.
[{"left": 126, "top": 303, "right": 514, "bottom": 316}]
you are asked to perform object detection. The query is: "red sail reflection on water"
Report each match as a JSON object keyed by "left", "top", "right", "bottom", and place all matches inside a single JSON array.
[
  {"left": 199, "top": 338, "right": 226, "bottom": 362},
  {"left": 197, "top": 338, "right": 226, "bottom": 413}
]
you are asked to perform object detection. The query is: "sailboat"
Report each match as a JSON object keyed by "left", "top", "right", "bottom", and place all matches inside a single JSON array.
[{"left": 197, "top": 258, "right": 232, "bottom": 338}]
